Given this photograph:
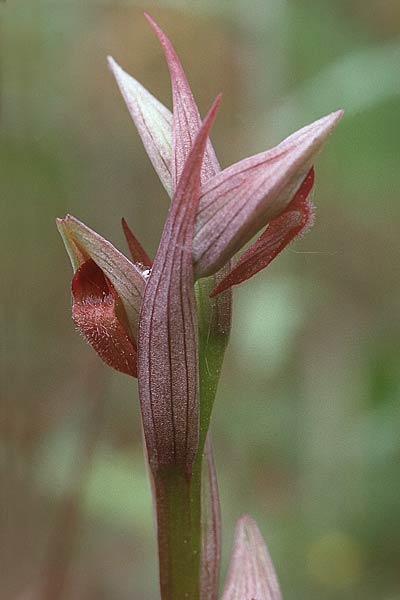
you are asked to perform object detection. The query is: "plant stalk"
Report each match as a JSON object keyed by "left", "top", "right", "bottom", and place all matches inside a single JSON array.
[
  {"left": 155, "top": 467, "right": 202, "bottom": 600},
  {"left": 154, "top": 274, "right": 231, "bottom": 600}
]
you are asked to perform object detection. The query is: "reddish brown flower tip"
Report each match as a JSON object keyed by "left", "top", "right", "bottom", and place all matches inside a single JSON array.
[
  {"left": 72, "top": 259, "right": 137, "bottom": 377},
  {"left": 210, "top": 168, "right": 315, "bottom": 297},
  {"left": 121, "top": 217, "right": 152, "bottom": 269}
]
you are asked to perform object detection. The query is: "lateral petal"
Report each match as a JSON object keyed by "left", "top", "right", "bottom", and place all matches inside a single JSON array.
[
  {"left": 193, "top": 110, "right": 343, "bottom": 278},
  {"left": 221, "top": 515, "right": 282, "bottom": 600},
  {"left": 138, "top": 96, "right": 221, "bottom": 474},
  {"left": 145, "top": 13, "right": 220, "bottom": 189},
  {"left": 108, "top": 56, "right": 173, "bottom": 197},
  {"left": 210, "top": 168, "right": 315, "bottom": 296}
]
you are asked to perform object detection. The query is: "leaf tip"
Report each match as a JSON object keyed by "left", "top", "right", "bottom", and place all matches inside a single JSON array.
[
  {"left": 143, "top": 11, "right": 158, "bottom": 30},
  {"left": 144, "top": 12, "right": 176, "bottom": 63},
  {"left": 107, "top": 55, "right": 123, "bottom": 83},
  {"left": 56, "top": 215, "right": 88, "bottom": 272},
  {"left": 144, "top": 12, "right": 165, "bottom": 45},
  {"left": 314, "top": 108, "right": 344, "bottom": 139},
  {"left": 106, "top": 54, "right": 116, "bottom": 68},
  {"left": 221, "top": 513, "right": 282, "bottom": 600}
]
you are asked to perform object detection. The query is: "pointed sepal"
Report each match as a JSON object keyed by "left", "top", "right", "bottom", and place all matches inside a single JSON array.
[
  {"left": 210, "top": 168, "right": 315, "bottom": 296},
  {"left": 145, "top": 13, "right": 220, "bottom": 189},
  {"left": 121, "top": 217, "right": 152, "bottom": 269},
  {"left": 138, "top": 96, "right": 221, "bottom": 474},
  {"left": 72, "top": 259, "right": 137, "bottom": 377},
  {"left": 108, "top": 56, "right": 173, "bottom": 196},
  {"left": 221, "top": 515, "right": 282, "bottom": 600},
  {"left": 194, "top": 110, "right": 343, "bottom": 278}
]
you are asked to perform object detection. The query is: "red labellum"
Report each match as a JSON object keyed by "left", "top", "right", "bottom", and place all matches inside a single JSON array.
[
  {"left": 72, "top": 259, "right": 137, "bottom": 377},
  {"left": 210, "top": 168, "right": 315, "bottom": 297}
]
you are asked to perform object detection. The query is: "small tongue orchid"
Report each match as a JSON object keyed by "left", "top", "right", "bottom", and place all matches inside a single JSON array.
[{"left": 58, "top": 13, "right": 342, "bottom": 600}]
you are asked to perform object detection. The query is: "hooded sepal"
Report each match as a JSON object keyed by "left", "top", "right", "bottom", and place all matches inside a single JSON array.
[
  {"left": 57, "top": 218, "right": 88, "bottom": 271},
  {"left": 108, "top": 56, "right": 173, "bottom": 197},
  {"left": 210, "top": 168, "right": 315, "bottom": 296},
  {"left": 58, "top": 215, "right": 146, "bottom": 340},
  {"left": 221, "top": 515, "right": 282, "bottom": 600},
  {"left": 138, "top": 96, "right": 221, "bottom": 475},
  {"left": 72, "top": 259, "right": 137, "bottom": 377},
  {"left": 193, "top": 110, "right": 343, "bottom": 278}
]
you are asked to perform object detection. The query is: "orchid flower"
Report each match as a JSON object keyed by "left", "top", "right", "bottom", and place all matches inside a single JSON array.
[{"left": 57, "top": 14, "right": 342, "bottom": 600}]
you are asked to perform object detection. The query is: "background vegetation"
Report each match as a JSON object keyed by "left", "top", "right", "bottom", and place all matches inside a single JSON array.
[{"left": 1, "top": 1, "right": 399, "bottom": 598}]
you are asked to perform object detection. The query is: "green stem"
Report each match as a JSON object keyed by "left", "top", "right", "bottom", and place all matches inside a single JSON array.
[
  {"left": 154, "top": 274, "right": 231, "bottom": 600},
  {"left": 195, "top": 274, "right": 232, "bottom": 455},
  {"left": 155, "top": 467, "right": 202, "bottom": 600}
]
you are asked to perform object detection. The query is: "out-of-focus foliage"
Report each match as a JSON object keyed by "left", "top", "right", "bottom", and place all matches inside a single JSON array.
[{"left": 1, "top": 1, "right": 399, "bottom": 599}]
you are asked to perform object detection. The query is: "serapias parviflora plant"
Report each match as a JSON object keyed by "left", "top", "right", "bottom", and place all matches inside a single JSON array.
[{"left": 57, "top": 13, "right": 343, "bottom": 600}]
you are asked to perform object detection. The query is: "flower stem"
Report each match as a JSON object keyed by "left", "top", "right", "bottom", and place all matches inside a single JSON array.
[
  {"left": 154, "top": 275, "right": 231, "bottom": 600},
  {"left": 155, "top": 467, "right": 202, "bottom": 600},
  {"left": 195, "top": 274, "right": 232, "bottom": 454}
]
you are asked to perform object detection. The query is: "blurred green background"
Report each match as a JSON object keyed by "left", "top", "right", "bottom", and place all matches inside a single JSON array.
[{"left": 1, "top": 1, "right": 399, "bottom": 598}]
